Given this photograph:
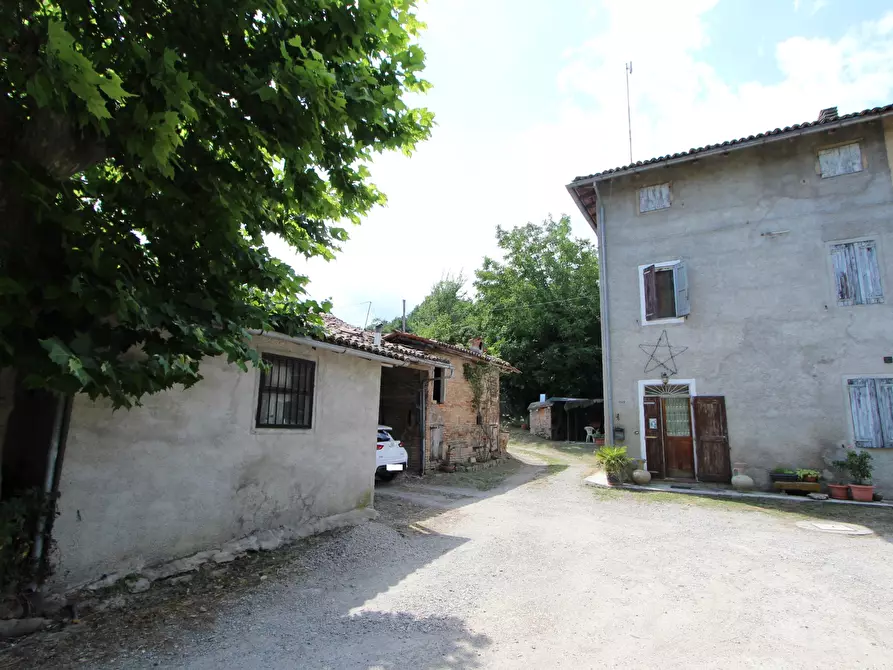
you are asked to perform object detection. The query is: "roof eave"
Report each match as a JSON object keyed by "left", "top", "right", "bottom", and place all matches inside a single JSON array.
[{"left": 568, "top": 108, "right": 893, "bottom": 188}]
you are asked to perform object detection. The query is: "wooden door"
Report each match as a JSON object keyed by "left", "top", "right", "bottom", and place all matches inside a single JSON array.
[
  {"left": 662, "top": 396, "right": 695, "bottom": 478},
  {"left": 642, "top": 397, "right": 665, "bottom": 478},
  {"left": 693, "top": 396, "right": 731, "bottom": 482}
]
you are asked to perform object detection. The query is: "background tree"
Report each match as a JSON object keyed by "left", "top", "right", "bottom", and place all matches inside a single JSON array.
[
  {"left": 475, "top": 216, "right": 601, "bottom": 416},
  {"left": 0, "top": 1, "right": 432, "bottom": 493},
  {"left": 373, "top": 273, "right": 476, "bottom": 343}
]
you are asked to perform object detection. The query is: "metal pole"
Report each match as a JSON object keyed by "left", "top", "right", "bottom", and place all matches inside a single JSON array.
[
  {"left": 402, "top": 299, "right": 407, "bottom": 332},
  {"left": 625, "top": 62, "right": 633, "bottom": 163},
  {"left": 363, "top": 301, "right": 372, "bottom": 330}
]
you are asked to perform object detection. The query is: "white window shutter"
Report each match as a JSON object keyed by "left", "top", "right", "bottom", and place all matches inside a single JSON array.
[
  {"left": 830, "top": 243, "right": 856, "bottom": 306},
  {"left": 673, "top": 261, "right": 690, "bottom": 317},
  {"left": 854, "top": 241, "right": 884, "bottom": 304},
  {"left": 639, "top": 183, "right": 671, "bottom": 212},
  {"left": 819, "top": 143, "right": 863, "bottom": 178},
  {"left": 847, "top": 378, "right": 883, "bottom": 448},
  {"left": 876, "top": 379, "right": 893, "bottom": 448}
]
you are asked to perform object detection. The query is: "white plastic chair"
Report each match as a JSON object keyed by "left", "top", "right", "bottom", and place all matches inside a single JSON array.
[{"left": 584, "top": 426, "right": 596, "bottom": 443}]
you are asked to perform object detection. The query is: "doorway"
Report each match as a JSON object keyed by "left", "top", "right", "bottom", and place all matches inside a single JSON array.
[{"left": 642, "top": 384, "right": 695, "bottom": 479}]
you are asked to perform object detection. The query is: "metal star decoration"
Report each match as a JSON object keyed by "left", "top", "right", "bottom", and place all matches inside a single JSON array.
[{"left": 639, "top": 329, "right": 687, "bottom": 375}]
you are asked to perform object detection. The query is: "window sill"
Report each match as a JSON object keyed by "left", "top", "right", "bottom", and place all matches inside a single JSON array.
[
  {"left": 251, "top": 426, "right": 316, "bottom": 436},
  {"left": 642, "top": 316, "right": 685, "bottom": 326}
]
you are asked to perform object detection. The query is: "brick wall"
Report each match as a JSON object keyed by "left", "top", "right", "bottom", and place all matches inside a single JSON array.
[
  {"left": 530, "top": 406, "right": 552, "bottom": 439},
  {"left": 426, "top": 353, "right": 502, "bottom": 467}
]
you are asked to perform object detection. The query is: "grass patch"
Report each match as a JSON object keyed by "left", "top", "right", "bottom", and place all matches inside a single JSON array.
[
  {"left": 422, "top": 458, "right": 523, "bottom": 491},
  {"left": 590, "top": 487, "right": 893, "bottom": 536}
]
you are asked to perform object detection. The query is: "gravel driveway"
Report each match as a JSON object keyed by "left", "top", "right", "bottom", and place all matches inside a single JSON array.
[{"left": 12, "top": 450, "right": 893, "bottom": 669}]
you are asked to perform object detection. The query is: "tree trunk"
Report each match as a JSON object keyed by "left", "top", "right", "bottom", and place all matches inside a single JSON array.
[{"left": 0, "top": 367, "right": 16, "bottom": 501}]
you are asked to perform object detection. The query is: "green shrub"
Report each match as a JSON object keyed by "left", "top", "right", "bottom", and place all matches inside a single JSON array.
[
  {"left": 0, "top": 490, "right": 56, "bottom": 596},
  {"left": 594, "top": 445, "right": 633, "bottom": 484},
  {"left": 795, "top": 468, "right": 821, "bottom": 481},
  {"left": 832, "top": 451, "right": 873, "bottom": 485}
]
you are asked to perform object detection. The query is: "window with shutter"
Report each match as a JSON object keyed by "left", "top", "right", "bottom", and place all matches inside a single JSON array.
[
  {"left": 830, "top": 240, "right": 883, "bottom": 306},
  {"left": 818, "top": 143, "right": 862, "bottom": 178},
  {"left": 640, "top": 260, "right": 690, "bottom": 323},
  {"left": 847, "top": 377, "right": 893, "bottom": 448}
]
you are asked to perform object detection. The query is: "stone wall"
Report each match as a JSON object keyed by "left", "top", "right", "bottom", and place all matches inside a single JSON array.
[
  {"left": 426, "top": 353, "right": 502, "bottom": 466},
  {"left": 529, "top": 406, "right": 552, "bottom": 439},
  {"left": 53, "top": 336, "right": 381, "bottom": 589}
]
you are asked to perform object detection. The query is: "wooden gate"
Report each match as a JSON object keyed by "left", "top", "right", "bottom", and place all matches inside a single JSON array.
[{"left": 693, "top": 396, "right": 731, "bottom": 483}]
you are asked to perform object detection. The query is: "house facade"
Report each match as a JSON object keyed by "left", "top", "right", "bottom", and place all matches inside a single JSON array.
[
  {"left": 46, "top": 319, "right": 447, "bottom": 589},
  {"left": 383, "top": 332, "right": 518, "bottom": 469},
  {"left": 568, "top": 105, "right": 893, "bottom": 495}
]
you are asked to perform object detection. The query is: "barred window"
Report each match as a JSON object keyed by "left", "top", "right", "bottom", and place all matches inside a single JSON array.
[{"left": 255, "top": 353, "right": 315, "bottom": 429}]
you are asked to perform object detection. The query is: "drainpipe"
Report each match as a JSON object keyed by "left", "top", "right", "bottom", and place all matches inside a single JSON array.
[
  {"left": 33, "top": 393, "right": 72, "bottom": 581},
  {"left": 592, "top": 181, "right": 614, "bottom": 445}
]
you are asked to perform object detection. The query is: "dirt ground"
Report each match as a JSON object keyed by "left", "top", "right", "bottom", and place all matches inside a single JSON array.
[{"left": 4, "top": 430, "right": 893, "bottom": 669}]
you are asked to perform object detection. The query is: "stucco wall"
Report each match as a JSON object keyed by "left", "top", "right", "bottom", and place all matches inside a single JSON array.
[
  {"left": 53, "top": 337, "right": 380, "bottom": 588},
  {"left": 426, "top": 353, "right": 501, "bottom": 465},
  {"left": 600, "top": 119, "right": 893, "bottom": 494}
]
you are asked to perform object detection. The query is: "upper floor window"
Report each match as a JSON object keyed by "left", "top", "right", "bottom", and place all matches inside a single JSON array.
[
  {"left": 640, "top": 261, "right": 689, "bottom": 324},
  {"left": 639, "top": 183, "right": 671, "bottom": 213},
  {"left": 830, "top": 240, "right": 883, "bottom": 306},
  {"left": 256, "top": 353, "right": 316, "bottom": 429},
  {"left": 432, "top": 367, "right": 446, "bottom": 404},
  {"left": 818, "top": 142, "right": 862, "bottom": 178}
]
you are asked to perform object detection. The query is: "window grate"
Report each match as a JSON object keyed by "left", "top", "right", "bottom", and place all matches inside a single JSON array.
[{"left": 255, "top": 353, "right": 315, "bottom": 429}]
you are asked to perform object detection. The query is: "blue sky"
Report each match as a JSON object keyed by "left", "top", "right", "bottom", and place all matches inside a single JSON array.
[{"left": 269, "top": 0, "right": 893, "bottom": 328}]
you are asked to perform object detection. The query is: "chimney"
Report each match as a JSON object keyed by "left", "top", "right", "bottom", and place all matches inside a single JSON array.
[
  {"left": 373, "top": 323, "right": 382, "bottom": 346},
  {"left": 818, "top": 106, "right": 839, "bottom": 123},
  {"left": 469, "top": 337, "right": 484, "bottom": 352}
]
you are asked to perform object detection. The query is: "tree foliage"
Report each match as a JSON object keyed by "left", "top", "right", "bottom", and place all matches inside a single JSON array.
[
  {"left": 376, "top": 218, "right": 602, "bottom": 416},
  {"left": 373, "top": 272, "right": 476, "bottom": 344},
  {"left": 0, "top": 1, "right": 432, "bottom": 407},
  {"left": 475, "top": 216, "right": 601, "bottom": 415}
]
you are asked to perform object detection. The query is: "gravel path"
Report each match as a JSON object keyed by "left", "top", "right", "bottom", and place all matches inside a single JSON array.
[{"left": 16, "top": 456, "right": 893, "bottom": 669}]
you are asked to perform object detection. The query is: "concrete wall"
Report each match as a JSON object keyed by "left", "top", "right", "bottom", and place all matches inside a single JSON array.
[
  {"left": 426, "top": 353, "right": 501, "bottom": 466},
  {"left": 53, "top": 337, "right": 381, "bottom": 588},
  {"left": 600, "top": 119, "right": 893, "bottom": 494}
]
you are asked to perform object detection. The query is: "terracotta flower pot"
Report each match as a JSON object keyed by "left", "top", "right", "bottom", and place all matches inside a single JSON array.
[
  {"left": 827, "top": 483, "right": 849, "bottom": 500},
  {"left": 849, "top": 484, "right": 874, "bottom": 502}
]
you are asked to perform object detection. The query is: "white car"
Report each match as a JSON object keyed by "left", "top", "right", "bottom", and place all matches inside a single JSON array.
[{"left": 376, "top": 425, "right": 408, "bottom": 481}]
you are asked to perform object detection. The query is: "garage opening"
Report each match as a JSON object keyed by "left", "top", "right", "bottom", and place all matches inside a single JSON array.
[{"left": 378, "top": 367, "right": 427, "bottom": 474}]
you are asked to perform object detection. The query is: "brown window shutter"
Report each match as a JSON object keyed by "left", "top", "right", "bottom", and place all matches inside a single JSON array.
[{"left": 643, "top": 265, "right": 657, "bottom": 320}]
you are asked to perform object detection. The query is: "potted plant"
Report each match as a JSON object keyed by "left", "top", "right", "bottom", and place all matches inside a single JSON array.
[
  {"left": 832, "top": 450, "right": 874, "bottom": 502},
  {"left": 769, "top": 467, "right": 799, "bottom": 483},
  {"left": 595, "top": 445, "right": 633, "bottom": 486},
  {"left": 796, "top": 468, "right": 821, "bottom": 483}
]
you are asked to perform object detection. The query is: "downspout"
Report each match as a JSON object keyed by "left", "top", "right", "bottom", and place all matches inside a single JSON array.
[
  {"left": 592, "top": 181, "right": 614, "bottom": 445},
  {"left": 418, "top": 373, "right": 427, "bottom": 475}
]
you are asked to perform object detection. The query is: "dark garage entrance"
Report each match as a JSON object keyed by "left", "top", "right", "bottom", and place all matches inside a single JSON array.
[{"left": 378, "top": 367, "right": 427, "bottom": 474}]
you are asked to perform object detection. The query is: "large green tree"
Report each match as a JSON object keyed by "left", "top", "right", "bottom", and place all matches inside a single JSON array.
[
  {"left": 373, "top": 272, "right": 477, "bottom": 344},
  {"left": 475, "top": 216, "right": 601, "bottom": 416},
  {"left": 0, "top": 1, "right": 431, "bottom": 475}
]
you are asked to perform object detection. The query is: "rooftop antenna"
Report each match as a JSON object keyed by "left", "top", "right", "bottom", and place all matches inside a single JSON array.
[{"left": 625, "top": 61, "right": 633, "bottom": 163}]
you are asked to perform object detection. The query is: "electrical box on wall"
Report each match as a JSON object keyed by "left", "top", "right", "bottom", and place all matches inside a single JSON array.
[{"left": 884, "top": 356, "right": 893, "bottom": 364}]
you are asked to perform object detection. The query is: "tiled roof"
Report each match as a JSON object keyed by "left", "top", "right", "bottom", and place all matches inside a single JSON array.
[
  {"left": 570, "top": 104, "right": 893, "bottom": 184},
  {"left": 319, "top": 315, "right": 450, "bottom": 366},
  {"left": 383, "top": 331, "right": 521, "bottom": 373}
]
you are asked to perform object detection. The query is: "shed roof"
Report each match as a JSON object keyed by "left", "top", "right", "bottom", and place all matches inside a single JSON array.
[
  {"left": 527, "top": 397, "right": 603, "bottom": 411},
  {"left": 383, "top": 331, "right": 520, "bottom": 373},
  {"left": 319, "top": 315, "right": 451, "bottom": 366}
]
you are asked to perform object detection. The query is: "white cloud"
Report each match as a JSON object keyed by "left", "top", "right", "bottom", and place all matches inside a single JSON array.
[{"left": 272, "top": 2, "right": 893, "bottom": 328}]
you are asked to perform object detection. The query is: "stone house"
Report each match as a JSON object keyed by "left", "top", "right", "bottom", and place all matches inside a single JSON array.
[
  {"left": 6, "top": 315, "right": 448, "bottom": 590},
  {"left": 382, "top": 332, "right": 519, "bottom": 469},
  {"left": 567, "top": 104, "right": 893, "bottom": 495}
]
